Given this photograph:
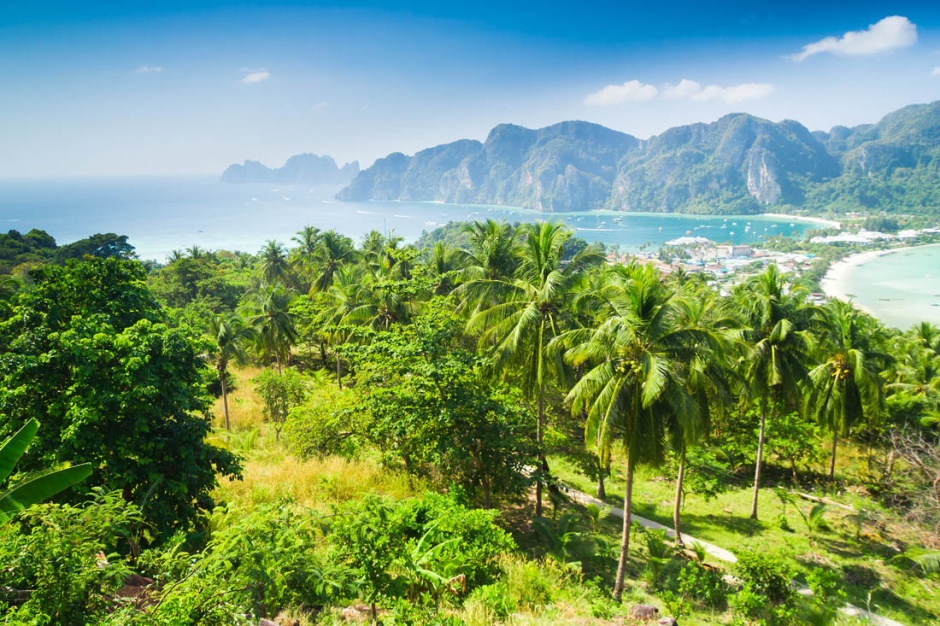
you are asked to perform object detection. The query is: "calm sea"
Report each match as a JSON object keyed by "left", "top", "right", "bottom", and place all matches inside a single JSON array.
[
  {"left": 839, "top": 244, "right": 940, "bottom": 329},
  {"left": 0, "top": 177, "right": 812, "bottom": 262}
]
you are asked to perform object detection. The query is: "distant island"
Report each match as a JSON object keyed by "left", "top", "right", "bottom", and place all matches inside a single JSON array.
[
  {"left": 338, "top": 101, "right": 940, "bottom": 216},
  {"left": 222, "top": 153, "right": 360, "bottom": 185}
]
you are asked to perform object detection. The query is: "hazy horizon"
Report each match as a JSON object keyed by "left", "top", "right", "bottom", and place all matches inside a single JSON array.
[{"left": 3, "top": 1, "right": 940, "bottom": 178}]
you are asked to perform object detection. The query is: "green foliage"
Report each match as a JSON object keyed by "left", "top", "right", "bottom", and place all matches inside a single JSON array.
[
  {"left": 283, "top": 380, "right": 364, "bottom": 458},
  {"left": 350, "top": 305, "right": 536, "bottom": 505},
  {"left": 0, "top": 419, "right": 92, "bottom": 525},
  {"left": 0, "top": 258, "right": 241, "bottom": 540},
  {"left": 734, "top": 550, "right": 795, "bottom": 605},
  {"left": 0, "top": 490, "right": 140, "bottom": 624},
  {"left": 120, "top": 502, "right": 342, "bottom": 624},
  {"left": 252, "top": 367, "right": 309, "bottom": 439},
  {"left": 677, "top": 560, "right": 728, "bottom": 610}
]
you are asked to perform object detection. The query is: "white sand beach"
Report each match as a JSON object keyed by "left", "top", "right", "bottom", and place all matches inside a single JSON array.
[
  {"left": 819, "top": 249, "right": 886, "bottom": 316},
  {"left": 763, "top": 212, "right": 841, "bottom": 229}
]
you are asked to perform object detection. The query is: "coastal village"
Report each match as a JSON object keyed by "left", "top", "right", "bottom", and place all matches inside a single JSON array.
[{"left": 609, "top": 217, "right": 940, "bottom": 302}]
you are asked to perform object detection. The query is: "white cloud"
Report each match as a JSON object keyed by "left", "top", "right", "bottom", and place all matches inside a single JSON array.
[
  {"left": 693, "top": 83, "right": 775, "bottom": 103},
  {"left": 789, "top": 16, "right": 917, "bottom": 61},
  {"left": 584, "top": 80, "right": 658, "bottom": 106},
  {"left": 932, "top": 67, "right": 940, "bottom": 77},
  {"left": 661, "top": 79, "right": 773, "bottom": 104},
  {"left": 133, "top": 65, "right": 164, "bottom": 74},
  {"left": 240, "top": 70, "right": 271, "bottom": 84},
  {"left": 663, "top": 79, "right": 702, "bottom": 99},
  {"left": 314, "top": 100, "right": 329, "bottom": 110}
]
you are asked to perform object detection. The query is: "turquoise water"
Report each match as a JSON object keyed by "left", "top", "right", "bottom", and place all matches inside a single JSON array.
[
  {"left": 839, "top": 244, "right": 940, "bottom": 330},
  {"left": 0, "top": 177, "right": 811, "bottom": 262}
]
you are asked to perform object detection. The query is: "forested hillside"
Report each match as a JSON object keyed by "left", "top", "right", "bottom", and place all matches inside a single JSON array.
[{"left": 340, "top": 101, "right": 940, "bottom": 216}]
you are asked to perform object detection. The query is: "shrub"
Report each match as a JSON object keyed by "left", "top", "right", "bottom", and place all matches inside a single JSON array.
[{"left": 677, "top": 561, "right": 728, "bottom": 610}]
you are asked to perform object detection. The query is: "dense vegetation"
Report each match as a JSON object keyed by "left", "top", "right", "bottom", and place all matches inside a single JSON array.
[{"left": 1, "top": 221, "right": 938, "bottom": 625}]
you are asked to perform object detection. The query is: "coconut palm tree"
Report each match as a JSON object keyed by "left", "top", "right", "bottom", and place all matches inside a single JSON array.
[
  {"left": 258, "top": 240, "right": 290, "bottom": 286},
  {"left": 242, "top": 282, "right": 297, "bottom": 373},
  {"left": 806, "top": 300, "right": 889, "bottom": 479},
  {"left": 561, "top": 263, "right": 705, "bottom": 601},
  {"left": 464, "top": 222, "right": 603, "bottom": 517},
  {"left": 311, "top": 230, "right": 357, "bottom": 293},
  {"left": 666, "top": 283, "right": 739, "bottom": 544},
  {"left": 735, "top": 265, "right": 817, "bottom": 519},
  {"left": 207, "top": 313, "right": 256, "bottom": 430}
]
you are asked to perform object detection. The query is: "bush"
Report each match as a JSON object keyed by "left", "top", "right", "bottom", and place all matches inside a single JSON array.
[
  {"left": 677, "top": 561, "right": 728, "bottom": 609},
  {"left": 734, "top": 550, "right": 794, "bottom": 604},
  {"left": 0, "top": 491, "right": 140, "bottom": 625}
]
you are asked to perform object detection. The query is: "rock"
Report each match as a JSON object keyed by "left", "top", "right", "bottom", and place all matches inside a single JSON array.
[
  {"left": 258, "top": 620, "right": 277, "bottom": 626},
  {"left": 658, "top": 618, "right": 679, "bottom": 626},
  {"left": 630, "top": 604, "right": 660, "bottom": 620}
]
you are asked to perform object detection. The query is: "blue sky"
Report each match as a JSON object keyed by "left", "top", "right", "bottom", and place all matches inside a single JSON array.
[{"left": 2, "top": 1, "right": 940, "bottom": 177}]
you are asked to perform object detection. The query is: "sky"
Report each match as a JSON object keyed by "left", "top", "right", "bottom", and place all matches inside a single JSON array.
[{"left": 3, "top": 1, "right": 940, "bottom": 177}]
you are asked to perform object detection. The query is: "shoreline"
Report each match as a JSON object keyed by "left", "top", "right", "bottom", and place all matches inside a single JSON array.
[
  {"left": 762, "top": 212, "right": 841, "bottom": 229},
  {"left": 820, "top": 242, "right": 940, "bottom": 318}
]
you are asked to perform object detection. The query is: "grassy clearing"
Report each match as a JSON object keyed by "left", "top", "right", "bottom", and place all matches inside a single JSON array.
[{"left": 550, "top": 451, "right": 940, "bottom": 624}]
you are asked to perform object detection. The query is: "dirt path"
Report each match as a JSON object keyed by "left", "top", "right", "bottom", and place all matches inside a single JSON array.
[{"left": 564, "top": 485, "right": 907, "bottom": 626}]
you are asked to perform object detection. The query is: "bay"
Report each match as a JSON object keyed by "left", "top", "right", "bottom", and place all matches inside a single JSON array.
[
  {"left": 832, "top": 244, "right": 940, "bottom": 329},
  {"left": 0, "top": 177, "right": 813, "bottom": 262}
]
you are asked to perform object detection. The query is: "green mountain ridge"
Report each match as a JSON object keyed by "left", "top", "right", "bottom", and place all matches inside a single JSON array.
[{"left": 338, "top": 101, "right": 940, "bottom": 215}]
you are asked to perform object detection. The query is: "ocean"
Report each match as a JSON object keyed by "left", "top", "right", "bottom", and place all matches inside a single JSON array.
[
  {"left": 836, "top": 244, "right": 940, "bottom": 329},
  {"left": 0, "top": 177, "right": 813, "bottom": 262}
]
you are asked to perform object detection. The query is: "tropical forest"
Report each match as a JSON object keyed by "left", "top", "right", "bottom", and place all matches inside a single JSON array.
[{"left": 0, "top": 220, "right": 937, "bottom": 626}]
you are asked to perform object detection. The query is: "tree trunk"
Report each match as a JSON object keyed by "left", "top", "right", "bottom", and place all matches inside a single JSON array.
[
  {"left": 336, "top": 354, "right": 343, "bottom": 389},
  {"left": 828, "top": 429, "right": 839, "bottom": 480},
  {"left": 597, "top": 457, "right": 607, "bottom": 500},
  {"left": 673, "top": 452, "right": 686, "bottom": 547},
  {"left": 750, "top": 401, "right": 768, "bottom": 520},
  {"left": 535, "top": 392, "right": 545, "bottom": 518},
  {"left": 221, "top": 372, "right": 231, "bottom": 431},
  {"left": 613, "top": 460, "right": 634, "bottom": 602},
  {"left": 319, "top": 343, "right": 327, "bottom": 368}
]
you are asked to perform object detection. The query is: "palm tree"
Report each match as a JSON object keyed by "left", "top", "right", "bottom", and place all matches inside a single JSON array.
[
  {"left": 667, "top": 283, "right": 739, "bottom": 544},
  {"left": 561, "top": 263, "right": 704, "bottom": 601},
  {"left": 463, "top": 222, "right": 603, "bottom": 517},
  {"left": 207, "top": 313, "right": 256, "bottom": 430},
  {"left": 806, "top": 300, "right": 888, "bottom": 479},
  {"left": 311, "top": 230, "right": 357, "bottom": 293},
  {"left": 315, "top": 265, "right": 370, "bottom": 387},
  {"left": 290, "top": 226, "right": 321, "bottom": 291},
  {"left": 258, "top": 240, "right": 290, "bottom": 286},
  {"left": 242, "top": 283, "right": 297, "bottom": 373},
  {"left": 735, "top": 265, "right": 817, "bottom": 519}
]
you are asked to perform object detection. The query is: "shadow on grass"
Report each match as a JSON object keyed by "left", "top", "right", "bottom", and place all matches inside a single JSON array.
[{"left": 864, "top": 586, "right": 939, "bottom": 624}]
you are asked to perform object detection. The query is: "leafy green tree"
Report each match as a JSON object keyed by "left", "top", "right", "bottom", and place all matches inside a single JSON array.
[
  {"left": 0, "top": 258, "right": 241, "bottom": 539},
  {"left": 561, "top": 263, "right": 703, "bottom": 601},
  {"left": 253, "top": 367, "right": 308, "bottom": 441},
  {"left": 351, "top": 305, "right": 536, "bottom": 507},
  {"left": 805, "top": 300, "right": 888, "bottom": 479},
  {"left": 54, "top": 233, "right": 136, "bottom": 263},
  {"left": 462, "top": 222, "right": 604, "bottom": 516}
]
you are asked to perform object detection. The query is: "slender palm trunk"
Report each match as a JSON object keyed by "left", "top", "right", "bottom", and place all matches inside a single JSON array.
[
  {"left": 336, "top": 353, "right": 343, "bottom": 389},
  {"left": 596, "top": 457, "right": 607, "bottom": 500},
  {"left": 535, "top": 391, "right": 545, "bottom": 518},
  {"left": 828, "top": 429, "right": 839, "bottom": 480},
  {"left": 673, "top": 451, "right": 686, "bottom": 546},
  {"left": 220, "top": 372, "right": 231, "bottom": 431},
  {"left": 750, "top": 399, "right": 768, "bottom": 520},
  {"left": 613, "top": 459, "right": 634, "bottom": 602}
]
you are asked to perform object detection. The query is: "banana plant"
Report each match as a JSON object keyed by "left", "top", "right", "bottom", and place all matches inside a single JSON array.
[{"left": 0, "top": 419, "right": 93, "bottom": 525}]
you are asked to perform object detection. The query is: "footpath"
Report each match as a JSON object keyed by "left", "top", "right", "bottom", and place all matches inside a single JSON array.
[{"left": 565, "top": 487, "right": 906, "bottom": 626}]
